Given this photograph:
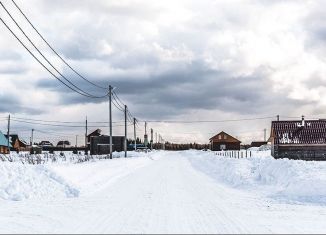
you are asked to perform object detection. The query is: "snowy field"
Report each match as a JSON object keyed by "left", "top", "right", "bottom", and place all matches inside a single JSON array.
[{"left": 1, "top": 150, "right": 326, "bottom": 233}]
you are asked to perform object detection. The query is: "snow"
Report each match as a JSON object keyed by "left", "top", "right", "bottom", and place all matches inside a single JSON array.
[
  {"left": 0, "top": 162, "right": 78, "bottom": 201},
  {"left": 187, "top": 150, "right": 326, "bottom": 205},
  {"left": 1, "top": 150, "right": 326, "bottom": 233}
]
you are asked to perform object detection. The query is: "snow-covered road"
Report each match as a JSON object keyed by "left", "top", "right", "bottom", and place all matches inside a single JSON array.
[{"left": 1, "top": 151, "right": 326, "bottom": 233}]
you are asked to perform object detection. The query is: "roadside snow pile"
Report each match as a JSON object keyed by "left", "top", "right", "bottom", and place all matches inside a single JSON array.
[
  {"left": 0, "top": 163, "right": 79, "bottom": 201},
  {"left": 186, "top": 150, "right": 326, "bottom": 204},
  {"left": 258, "top": 144, "right": 271, "bottom": 151},
  {"left": 50, "top": 150, "right": 163, "bottom": 195}
]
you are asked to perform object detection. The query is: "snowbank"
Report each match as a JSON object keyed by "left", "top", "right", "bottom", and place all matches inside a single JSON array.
[
  {"left": 0, "top": 150, "right": 160, "bottom": 201},
  {"left": 50, "top": 151, "right": 162, "bottom": 195},
  {"left": 186, "top": 150, "right": 326, "bottom": 204},
  {"left": 0, "top": 163, "right": 79, "bottom": 201}
]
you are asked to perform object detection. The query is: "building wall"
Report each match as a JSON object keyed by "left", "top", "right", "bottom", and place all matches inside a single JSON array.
[
  {"left": 0, "top": 145, "right": 9, "bottom": 154},
  {"left": 90, "top": 136, "right": 125, "bottom": 155},
  {"left": 211, "top": 142, "right": 240, "bottom": 151},
  {"left": 273, "top": 145, "right": 326, "bottom": 161}
]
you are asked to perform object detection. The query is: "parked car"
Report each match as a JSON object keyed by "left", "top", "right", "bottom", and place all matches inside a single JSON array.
[
  {"left": 39, "top": 141, "right": 53, "bottom": 147},
  {"left": 56, "top": 140, "right": 71, "bottom": 148}
]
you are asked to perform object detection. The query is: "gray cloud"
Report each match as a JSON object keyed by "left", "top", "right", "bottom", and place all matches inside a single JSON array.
[
  {"left": 1, "top": 0, "right": 325, "bottom": 143},
  {"left": 0, "top": 93, "right": 43, "bottom": 115}
]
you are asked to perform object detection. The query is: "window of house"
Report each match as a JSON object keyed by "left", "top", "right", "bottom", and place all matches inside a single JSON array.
[
  {"left": 218, "top": 135, "right": 222, "bottom": 140},
  {"left": 224, "top": 135, "right": 227, "bottom": 139}
]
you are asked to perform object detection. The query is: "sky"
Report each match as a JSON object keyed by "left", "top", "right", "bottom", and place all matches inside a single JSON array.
[{"left": 0, "top": 0, "right": 326, "bottom": 145}]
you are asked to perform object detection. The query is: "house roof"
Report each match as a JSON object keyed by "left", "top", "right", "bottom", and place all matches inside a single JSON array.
[
  {"left": 5, "top": 134, "right": 27, "bottom": 147},
  {"left": 209, "top": 131, "right": 241, "bottom": 143},
  {"left": 271, "top": 119, "right": 326, "bottom": 145},
  {"left": 0, "top": 131, "right": 12, "bottom": 147},
  {"left": 87, "top": 129, "right": 102, "bottom": 138}
]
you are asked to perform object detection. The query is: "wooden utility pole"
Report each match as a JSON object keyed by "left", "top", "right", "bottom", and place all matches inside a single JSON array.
[
  {"left": 264, "top": 128, "right": 267, "bottom": 142},
  {"left": 31, "top": 129, "right": 34, "bottom": 145},
  {"left": 85, "top": 116, "right": 88, "bottom": 155},
  {"left": 150, "top": 128, "right": 153, "bottom": 150},
  {"left": 144, "top": 121, "right": 148, "bottom": 149},
  {"left": 109, "top": 85, "right": 113, "bottom": 159},
  {"left": 134, "top": 118, "right": 137, "bottom": 151},
  {"left": 7, "top": 114, "right": 10, "bottom": 154},
  {"left": 124, "top": 105, "right": 127, "bottom": 158}
]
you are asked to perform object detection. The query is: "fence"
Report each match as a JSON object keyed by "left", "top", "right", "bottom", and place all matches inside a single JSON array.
[{"left": 215, "top": 149, "right": 271, "bottom": 159}]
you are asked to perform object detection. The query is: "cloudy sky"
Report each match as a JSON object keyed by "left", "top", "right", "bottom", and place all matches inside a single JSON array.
[{"left": 0, "top": 0, "right": 325, "bottom": 144}]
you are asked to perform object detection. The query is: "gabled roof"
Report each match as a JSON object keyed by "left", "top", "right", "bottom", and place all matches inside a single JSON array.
[
  {"left": 271, "top": 119, "right": 326, "bottom": 145},
  {"left": 0, "top": 131, "right": 12, "bottom": 147},
  {"left": 209, "top": 131, "right": 241, "bottom": 143},
  {"left": 87, "top": 129, "right": 102, "bottom": 137}
]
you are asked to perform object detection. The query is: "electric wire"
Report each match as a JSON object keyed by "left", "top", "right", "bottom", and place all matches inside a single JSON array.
[
  {"left": 0, "top": 17, "right": 106, "bottom": 98},
  {"left": 10, "top": 0, "right": 108, "bottom": 90},
  {"left": 0, "top": 2, "right": 109, "bottom": 98}
]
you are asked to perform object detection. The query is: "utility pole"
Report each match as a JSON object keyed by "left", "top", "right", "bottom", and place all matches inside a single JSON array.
[
  {"left": 144, "top": 121, "right": 148, "bottom": 149},
  {"left": 150, "top": 128, "right": 153, "bottom": 150},
  {"left": 155, "top": 132, "right": 157, "bottom": 144},
  {"left": 109, "top": 85, "right": 113, "bottom": 159},
  {"left": 159, "top": 134, "right": 161, "bottom": 149},
  {"left": 7, "top": 114, "right": 10, "bottom": 154},
  {"left": 264, "top": 128, "right": 267, "bottom": 142},
  {"left": 134, "top": 118, "right": 137, "bottom": 151},
  {"left": 31, "top": 129, "right": 34, "bottom": 145},
  {"left": 85, "top": 116, "right": 88, "bottom": 155},
  {"left": 124, "top": 105, "right": 127, "bottom": 158},
  {"left": 75, "top": 135, "right": 78, "bottom": 154},
  {"left": 31, "top": 128, "right": 34, "bottom": 146}
]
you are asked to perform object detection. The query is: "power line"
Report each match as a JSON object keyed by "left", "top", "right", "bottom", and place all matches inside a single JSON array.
[
  {"left": 0, "top": 15, "right": 106, "bottom": 99},
  {"left": 10, "top": 0, "right": 108, "bottom": 91},
  {"left": 143, "top": 116, "right": 275, "bottom": 124},
  {"left": 112, "top": 90, "right": 137, "bottom": 122},
  {"left": 10, "top": 118, "right": 130, "bottom": 128},
  {"left": 0, "top": 2, "right": 109, "bottom": 99},
  {"left": 11, "top": 116, "right": 124, "bottom": 124}
]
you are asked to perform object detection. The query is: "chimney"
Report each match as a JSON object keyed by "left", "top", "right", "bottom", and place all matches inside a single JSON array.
[
  {"left": 277, "top": 115, "right": 280, "bottom": 121},
  {"left": 301, "top": 115, "right": 305, "bottom": 127}
]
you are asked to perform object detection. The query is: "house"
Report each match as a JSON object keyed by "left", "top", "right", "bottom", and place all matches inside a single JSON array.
[
  {"left": 5, "top": 134, "right": 28, "bottom": 152},
  {"left": 209, "top": 131, "right": 241, "bottom": 151},
  {"left": 270, "top": 116, "right": 326, "bottom": 160},
  {"left": 90, "top": 135, "right": 125, "bottom": 155},
  {"left": 0, "top": 131, "right": 11, "bottom": 154},
  {"left": 87, "top": 129, "right": 102, "bottom": 149}
]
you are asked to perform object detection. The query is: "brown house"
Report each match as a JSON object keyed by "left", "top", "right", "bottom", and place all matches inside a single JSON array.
[
  {"left": 209, "top": 131, "right": 241, "bottom": 151},
  {"left": 5, "top": 134, "right": 28, "bottom": 152},
  {"left": 270, "top": 116, "right": 326, "bottom": 160}
]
